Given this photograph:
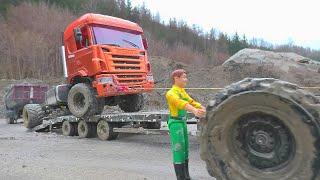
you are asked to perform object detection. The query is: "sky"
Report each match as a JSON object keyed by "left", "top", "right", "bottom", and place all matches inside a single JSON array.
[{"left": 131, "top": 0, "right": 320, "bottom": 50}]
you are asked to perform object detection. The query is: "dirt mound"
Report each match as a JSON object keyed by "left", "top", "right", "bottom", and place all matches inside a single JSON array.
[
  {"left": 221, "top": 48, "right": 320, "bottom": 88},
  {"left": 223, "top": 48, "right": 320, "bottom": 73}
]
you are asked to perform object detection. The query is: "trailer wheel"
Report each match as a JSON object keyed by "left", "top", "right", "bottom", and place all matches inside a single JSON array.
[
  {"left": 97, "top": 120, "right": 119, "bottom": 140},
  {"left": 23, "top": 104, "right": 45, "bottom": 129},
  {"left": 62, "top": 121, "right": 77, "bottom": 136},
  {"left": 68, "top": 83, "right": 104, "bottom": 118},
  {"left": 77, "top": 120, "right": 96, "bottom": 138},
  {"left": 200, "top": 78, "right": 320, "bottom": 180},
  {"left": 118, "top": 94, "right": 144, "bottom": 112}
]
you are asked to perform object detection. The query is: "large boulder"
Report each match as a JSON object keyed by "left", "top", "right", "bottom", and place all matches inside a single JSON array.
[{"left": 223, "top": 48, "right": 320, "bottom": 73}]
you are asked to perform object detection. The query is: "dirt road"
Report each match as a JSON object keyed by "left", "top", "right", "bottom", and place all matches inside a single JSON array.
[{"left": 0, "top": 119, "right": 213, "bottom": 180}]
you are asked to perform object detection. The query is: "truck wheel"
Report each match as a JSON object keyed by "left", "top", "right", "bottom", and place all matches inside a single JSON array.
[
  {"left": 68, "top": 83, "right": 104, "bottom": 118},
  {"left": 77, "top": 120, "right": 96, "bottom": 138},
  {"left": 200, "top": 78, "right": 320, "bottom": 180},
  {"left": 62, "top": 121, "right": 77, "bottom": 136},
  {"left": 23, "top": 104, "right": 45, "bottom": 129},
  {"left": 97, "top": 120, "right": 119, "bottom": 140},
  {"left": 118, "top": 94, "right": 144, "bottom": 112}
]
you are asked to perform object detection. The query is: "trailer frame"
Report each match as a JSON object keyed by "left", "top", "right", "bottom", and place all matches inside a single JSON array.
[{"left": 32, "top": 111, "right": 198, "bottom": 139}]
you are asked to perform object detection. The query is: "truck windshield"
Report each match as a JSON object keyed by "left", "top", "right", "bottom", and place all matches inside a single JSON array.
[{"left": 92, "top": 26, "right": 144, "bottom": 50}]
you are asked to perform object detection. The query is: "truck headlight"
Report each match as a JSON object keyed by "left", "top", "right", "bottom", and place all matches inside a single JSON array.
[
  {"left": 147, "top": 75, "right": 154, "bottom": 82},
  {"left": 97, "top": 77, "right": 113, "bottom": 84}
]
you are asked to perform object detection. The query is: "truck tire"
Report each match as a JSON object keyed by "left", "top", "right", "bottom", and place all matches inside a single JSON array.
[
  {"left": 62, "top": 121, "right": 77, "bottom": 136},
  {"left": 200, "top": 78, "right": 320, "bottom": 180},
  {"left": 23, "top": 104, "right": 45, "bottom": 129},
  {"left": 68, "top": 83, "right": 104, "bottom": 118},
  {"left": 118, "top": 94, "right": 144, "bottom": 112},
  {"left": 77, "top": 120, "right": 96, "bottom": 138},
  {"left": 97, "top": 120, "right": 119, "bottom": 140}
]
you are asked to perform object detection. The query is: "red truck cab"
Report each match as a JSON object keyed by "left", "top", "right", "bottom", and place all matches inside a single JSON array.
[{"left": 63, "top": 13, "right": 154, "bottom": 97}]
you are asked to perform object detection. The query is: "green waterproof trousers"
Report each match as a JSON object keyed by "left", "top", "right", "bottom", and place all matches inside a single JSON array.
[{"left": 168, "top": 113, "right": 189, "bottom": 164}]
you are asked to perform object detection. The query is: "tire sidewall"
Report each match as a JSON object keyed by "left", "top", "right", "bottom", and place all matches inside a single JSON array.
[
  {"left": 97, "top": 120, "right": 110, "bottom": 140},
  {"left": 204, "top": 92, "right": 316, "bottom": 180},
  {"left": 68, "top": 83, "right": 95, "bottom": 117},
  {"left": 23, "top": 104, "right": 43, "bottom": 129},
  {"left": 77, "top": 120, "right": 89, "bottom": 138},
  {"left": 22, "top": 107, "right": 29, "bottom": 127},
  {"left": 62, "top": 121, "right": 73, "bottom": 136}
]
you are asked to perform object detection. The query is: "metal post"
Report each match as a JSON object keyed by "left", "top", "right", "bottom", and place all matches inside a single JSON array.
[{"left": 60, "top": 45, "right": 68, "bottom": 78}]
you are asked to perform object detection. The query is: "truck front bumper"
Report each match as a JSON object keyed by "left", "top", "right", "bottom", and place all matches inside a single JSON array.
[{"left": 94, "top": 74, "right": 154, "bottom": 97}]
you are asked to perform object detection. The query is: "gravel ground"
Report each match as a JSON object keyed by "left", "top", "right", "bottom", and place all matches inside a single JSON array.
[{"left": 0, "top": 119, "right": 213, "bottom": 180}]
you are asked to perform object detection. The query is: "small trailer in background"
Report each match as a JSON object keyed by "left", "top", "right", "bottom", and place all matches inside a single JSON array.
[{"left": 4, "top": 84, "right": 48, "bottom": 124}]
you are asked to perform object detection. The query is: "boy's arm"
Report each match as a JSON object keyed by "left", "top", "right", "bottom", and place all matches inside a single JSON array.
[
  {"left": 166, "top": 91, "right": 206, "bottom": 118},
  {"left": 184, "top": 91, "right": 202, "bottom": 108}
]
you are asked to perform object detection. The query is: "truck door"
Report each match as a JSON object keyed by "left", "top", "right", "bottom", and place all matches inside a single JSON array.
[{"left": 67, "top": 26, "right": 95, "bottom": 77}]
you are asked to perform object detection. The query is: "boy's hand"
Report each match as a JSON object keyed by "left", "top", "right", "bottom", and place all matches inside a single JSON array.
[
  {"left": 185, "top": 104, "right": 206, "bottom": 118},
  {"left": 194, "top": 108, "right": 206, "bottom": 118}
]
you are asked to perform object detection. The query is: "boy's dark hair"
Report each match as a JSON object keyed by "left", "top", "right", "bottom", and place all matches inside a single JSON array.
[{"left": 171, "top": 69, "right": 186, "bottom": 83}]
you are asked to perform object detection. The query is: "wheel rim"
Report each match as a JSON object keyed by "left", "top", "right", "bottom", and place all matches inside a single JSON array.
[
  {"left": 73, "top": 92, "right": 86, "bottom": 111},
  {"left": 233, "top": 112, "right": 295, "bottom": 170},
  {"left": 62, "top": 122, "right": 70, "bottom": 134}
]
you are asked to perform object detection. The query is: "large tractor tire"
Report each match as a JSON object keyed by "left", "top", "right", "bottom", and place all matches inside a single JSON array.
[
  {"left": 118, "top": 94, "right": 145, "bottom": 112},
  {"left": 200, "top": 78, "right": 320, "bottom": 180},
  {"left": 68, "top": 83, "right": 104, "bottom": 118},
  {"left": 23, "top": 104, "right": 45, "bottom": 129}
]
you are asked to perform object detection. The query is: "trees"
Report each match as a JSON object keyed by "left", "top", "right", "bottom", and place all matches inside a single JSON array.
[
  {"left": 0, "top": 2, "right": 74, "bottom": 79},
  {"left": 0, "top": 0, "right": 319, "bottom": 80}
]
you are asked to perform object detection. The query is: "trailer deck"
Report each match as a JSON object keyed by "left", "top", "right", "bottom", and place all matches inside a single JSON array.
[{"left": 32, "top": 111, "right": 198, "bottom": 137}]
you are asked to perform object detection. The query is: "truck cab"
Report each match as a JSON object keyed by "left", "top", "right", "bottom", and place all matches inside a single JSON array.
[{"left": 63, "top": 13, "right": 154, "bottom": 97}]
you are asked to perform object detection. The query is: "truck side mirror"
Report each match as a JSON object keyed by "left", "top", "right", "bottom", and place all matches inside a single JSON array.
[
  {"left": 142, "top": 38, "right": 148, "bottom": 50},
  {"left": 74, "top": 27, "right": 82, "bottom": 43}
]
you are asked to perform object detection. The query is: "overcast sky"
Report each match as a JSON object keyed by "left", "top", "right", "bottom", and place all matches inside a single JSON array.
[{"left": 131, "top": 0, "right": 320, "bottom": 50}]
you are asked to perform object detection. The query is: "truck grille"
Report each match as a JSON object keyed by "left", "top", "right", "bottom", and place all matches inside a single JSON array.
[
  {"left": 111, "top": 55, "right": 142, "bottom": 71},
  {"left": 115, "top": 74, "right": 146, "bottom": 85}
]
